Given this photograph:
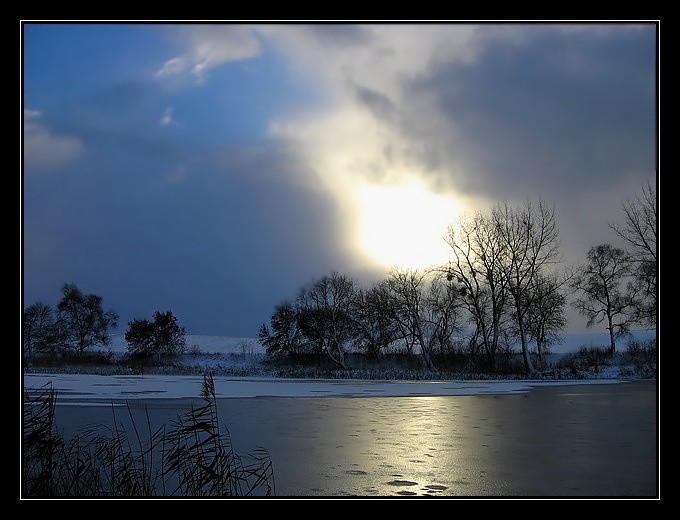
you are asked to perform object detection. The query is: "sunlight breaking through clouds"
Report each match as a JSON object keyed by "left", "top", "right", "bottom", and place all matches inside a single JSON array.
[
  {"left": 355, "top": 177, "right": 461, "bottom": 269},
  {"left": 153, "top": 23, "right": 655, "bottom": 276},
  {"left": 261, "top": 27, "right": 484, "bottom": 270},
  {"left": 23, "top": 23, "right": 656, "bottom": 336},
  {"left": 154, "top": 25, "right": 489, "bottom": 271}
]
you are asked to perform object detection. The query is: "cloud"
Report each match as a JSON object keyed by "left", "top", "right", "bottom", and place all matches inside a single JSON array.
[
  {"left": 24, "top": 109, "right": 83, "bottom": 171},
  {"left": 401, "top": 26, "right": 656, "bottom": 199},
  {"left": 23, "top": 24, "right": 655, "bottom": 337},
  {"left": 54, "top": 82, "right": 189, "bottom": 167},
  {"left": 24, "top": 108, "right": 41, "bottom": 119},
  {"left": 150, "top": 24, "right": 655, "bottom": 271},
  {"left": 265, "top": 25, "right": 654, "bottom": 272},
  {"left": 257, "top": 26, "right": 496, "bottom": 263},
  {"left": 156, "top": 25, "right": 261, "bottom": 83},
  {"left": 159, "top": 107, "right": 175, "bottom": 127},
  {"left": 156, "top": 57, "right": 186, "bottom": 77},
  {"left": 354, "top": 85, "right": 397, "bottom": 124},
  {"left": 295, "top": 24, "right": 373, "bottom": 47}
]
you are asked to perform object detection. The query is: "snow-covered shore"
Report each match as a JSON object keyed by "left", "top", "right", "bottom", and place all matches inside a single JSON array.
[
  {"left": 23, "top": 330, "right": 656, "bottom": 386},
  {"left": 23, "top": 372, "right": 626, "bottom": 402}
]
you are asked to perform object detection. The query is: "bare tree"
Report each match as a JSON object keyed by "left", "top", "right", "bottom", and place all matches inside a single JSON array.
[
  {"left": 386, "top": 269, "right": 463, "bottom": 370},
  {"left": 523, "top": 273, "right": 567, "bottom": 361},
  {"left": 494, "top": 200, "right": 561, "bottom": 374},
  {"left": 296, "top": 272, "right": 356, "bottom": 369},
  {"left": 610, "top": 181, "right": 657, "bottom": 326},
  {"left": 422, "top": 270, "right": 465, "bottom": 360},
  {"left": 445, "top": 211, "right": 509, "bottom": 370},
  {"left": 571, "top": 244, "right": 635, "bottom": 354},
  {"left": 258, "top": 301, "right": 306, "bottom": 360},
  {"left": 387, "top": 269, "right": 433, "bottom": 369},
  {"left": 351, "top": 280, "right": 398, "bottom": 360},
  {"left": 57, "top": 284, "right": 118, "bottom": 356},
  {"left": 23, "top": 302, "right": 55, "bottom": 358}
]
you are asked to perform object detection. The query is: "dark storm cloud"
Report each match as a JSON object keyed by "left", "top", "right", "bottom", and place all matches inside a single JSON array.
[
  {"left": 297, "top": 24, "right": 373, "bottom": 47},
  {"left": 127, "top": 143, "right": 353, "bottom": 336},
  {"left": 23, "top": 103, "right": 354, "bottom": 337},
  {"left": 354, "top": 84, "right": 397, "bottom": 124},
  {"left": 405, "top": 26, "right": 656, "bottom": 199}
]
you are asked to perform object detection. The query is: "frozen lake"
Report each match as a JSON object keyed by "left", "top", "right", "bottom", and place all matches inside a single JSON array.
[{"left": 47, "top": 380, "right": 657, "bottom": 496}]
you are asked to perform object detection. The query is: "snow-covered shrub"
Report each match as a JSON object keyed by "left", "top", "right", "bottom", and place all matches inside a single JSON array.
[
  {"left": 624, "top": 337, "right": 657, "bottom": 377},
  {"left": 556, "top": 346, "right": 611, "bottom": 376}
]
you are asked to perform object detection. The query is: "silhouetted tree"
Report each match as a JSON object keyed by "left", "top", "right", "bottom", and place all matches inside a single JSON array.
[
  {"left": 153, "top": 311, "right": 186, "bottom": 356},
  {"left": 125, "top": 318, "right": 157, "bottom": 358},
  {"left": 23, "top": 302, "right": 55, "bottom": 357},
  {"left": 351, "top": 280, "right": 398, "bottom": 360},
  {"left": 445, "top": 211, "right": 509, "bottom": 370},
  {"left": 610, "top": 181, "right": 657, "bottom": 326},
  {"left": 386, "top": 269, "right": 465, "bottom": 370},
  {"left": 494, "top": 200, "right": 561, "bottom": 374},
  {"left": 571, "top": 244, "right": 634, "bottom": 354},
  {"left": 296, "top": 272, "right": 356, "bottom": 369},
  {"left": 258, "top": 301, "right": 306, "bottom": 359},
  {"left": 125, "top": 310, "right": 186, "bottom": 361},
  {"left": 387, "top": 269, "right": 431, "bottom": 367},
  {"left": 422, "top": 270, "right": 465, "bottom": 359},
  {"left": 57, "top": 284, "right": 118, "bottom": 356},
  {"left": 523, "top": 273, "right": 567, "bottom": 361},
  {"left": 387, "top": 268, "right": 465, "bottom": 370}
]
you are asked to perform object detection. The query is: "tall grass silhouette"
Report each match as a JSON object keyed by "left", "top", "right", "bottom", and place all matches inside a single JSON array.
[{"left": 22, "top": 374, "right": 274, "bottom": 497}]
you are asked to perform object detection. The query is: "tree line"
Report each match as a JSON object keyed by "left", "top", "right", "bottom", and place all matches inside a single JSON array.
[
  {"left": 23, "top": 284, "right": 119, "bottom": 358},
  {"left": 23, "top": 284, "right": 185, "bottom": 360},
  {"left": 23, "top": 181, "right": 656, "bottom": 373},
  {"left": 572, "top": 181, "right": 657, "bottom": 354},
  {"left": 260, "top": 182, "right": 657, "bottom": 374}
]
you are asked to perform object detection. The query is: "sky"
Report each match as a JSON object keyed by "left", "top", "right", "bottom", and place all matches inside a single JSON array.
[{"left": 22, "top": 23, "right": 657, "bottom": 336}]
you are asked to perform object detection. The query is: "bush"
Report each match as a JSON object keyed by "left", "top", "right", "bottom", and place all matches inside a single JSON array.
[
  {"left": 25, "top": 350, "right": 116, "bottom": 369},
  {"left": 577, "top": 346, "right": 612, "bottom": 369},
  {"left": 556, "top": 346, "right": 611, "bottom": 376},
  {"left": 125, "top": 310, "right": 186, "bottom": 361},
  {"left": 624, "top": 338, "right": 657, "bottom": 377}
]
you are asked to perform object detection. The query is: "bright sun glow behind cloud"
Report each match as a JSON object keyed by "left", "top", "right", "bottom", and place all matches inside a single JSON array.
[
  {"left": 355, "top": 177, "right": 461, "bottom": 269},
  {"left": 270, "top": 106, "right": 467, "bottom": 271},
  {"left": 259, "top": 26, "right": 483, "bottom": 273}
]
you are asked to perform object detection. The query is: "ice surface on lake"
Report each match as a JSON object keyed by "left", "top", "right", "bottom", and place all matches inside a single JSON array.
[{"left": 24, "top": 373, "right": 624, "bottom": 403}]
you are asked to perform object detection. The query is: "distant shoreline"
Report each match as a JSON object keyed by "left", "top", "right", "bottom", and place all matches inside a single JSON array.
[{"left": 24, "top": 373, "right": 639, "bottom": 403}]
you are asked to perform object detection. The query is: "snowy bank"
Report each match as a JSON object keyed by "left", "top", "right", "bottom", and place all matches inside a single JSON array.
[{"left": 24, "top": 373, "right": 626, "bottom": 403}]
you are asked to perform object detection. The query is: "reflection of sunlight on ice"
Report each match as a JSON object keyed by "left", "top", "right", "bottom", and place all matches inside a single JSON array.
[{"left": 331, "top": 396, "right": 480, "bottom": 496}]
